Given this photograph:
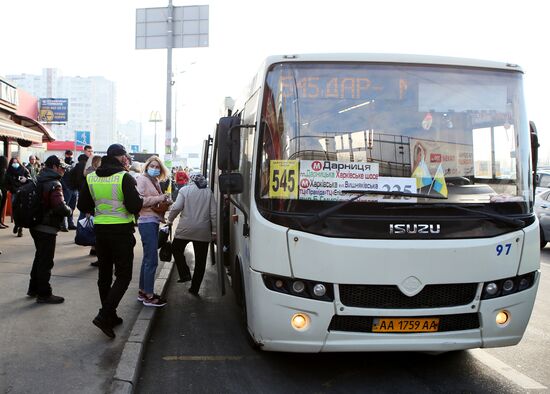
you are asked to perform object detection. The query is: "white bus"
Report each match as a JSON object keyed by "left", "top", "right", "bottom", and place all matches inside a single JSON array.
[{"left": 209, "top": 53, "right": 541, "bottom": 352}]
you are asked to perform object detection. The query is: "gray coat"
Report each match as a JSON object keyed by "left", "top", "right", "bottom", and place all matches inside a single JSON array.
[{"left": 167, "top": 183, "right": 216, "bottom": 242}]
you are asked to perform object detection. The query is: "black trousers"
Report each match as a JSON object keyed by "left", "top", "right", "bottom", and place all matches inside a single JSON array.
[
  {"left": 29, "top": 229, "right": 57, "bottom": 297},
  {"left": 172, "top": 238, "right": 209, "bottom": 292},
  {"left": 95, "top": 230, "right": 136, "bottom": 318}
]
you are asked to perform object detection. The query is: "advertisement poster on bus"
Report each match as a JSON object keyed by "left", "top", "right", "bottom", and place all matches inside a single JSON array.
[{"left": 410, "top": 138, "right": 474, "bottom": 177}]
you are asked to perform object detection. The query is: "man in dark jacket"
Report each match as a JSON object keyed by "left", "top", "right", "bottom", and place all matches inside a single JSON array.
[
  {"left": 78, "top": 144, "right": 143, "bottom": 338},
  {"left": 28, "top": 155, "right": 72, "bottom": 304}
]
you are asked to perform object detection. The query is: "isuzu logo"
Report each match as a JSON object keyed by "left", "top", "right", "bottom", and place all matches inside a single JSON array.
[{"left": 389, "top": 224, "right": 441, "bottom": 234}]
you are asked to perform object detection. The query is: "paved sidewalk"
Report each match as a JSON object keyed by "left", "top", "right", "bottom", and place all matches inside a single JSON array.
[{"left": 0, "top": 221, "right": 158, "bottom": 394}]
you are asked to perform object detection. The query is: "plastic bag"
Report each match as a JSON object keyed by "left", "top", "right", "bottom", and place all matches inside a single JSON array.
[{"left": 75, "top": 216, "right": 96, "bottom": 246}]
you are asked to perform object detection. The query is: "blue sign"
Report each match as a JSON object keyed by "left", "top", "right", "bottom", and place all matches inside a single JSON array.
[
  {"left": 130, "top": 145, "right": 140, "bottom": 153},
  {"left": 39, "top": 98, "right": 68, "bottom": 123},
  {"left": 75, "top": 130, "right": 91, "bottom": 147}
]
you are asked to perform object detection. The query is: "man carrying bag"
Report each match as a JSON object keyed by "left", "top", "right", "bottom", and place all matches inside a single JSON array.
[{"left": 78, "top": 144, "right": 143, "bottom": 338}]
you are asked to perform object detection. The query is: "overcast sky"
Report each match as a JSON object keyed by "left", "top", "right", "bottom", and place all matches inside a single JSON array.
[{"left": 1, "top": 0, "right": 548, "bottom": 162}]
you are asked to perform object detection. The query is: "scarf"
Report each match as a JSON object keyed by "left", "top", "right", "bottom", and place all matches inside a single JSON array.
[{"left": 190, "top": 172, "right": 207, "bottom": 189}]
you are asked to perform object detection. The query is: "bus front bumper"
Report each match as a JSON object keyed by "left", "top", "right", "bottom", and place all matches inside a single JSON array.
[{"left": 248, "top": 270, "right": 539, "bottom": 353}]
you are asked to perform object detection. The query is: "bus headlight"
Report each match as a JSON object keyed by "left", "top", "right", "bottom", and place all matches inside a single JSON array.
[
  {"left": 292, "top": 281, "right": 306, "bottom": 293},
  {"left": 484, "top": 282, "right": 498, "bottom": 296},
  {"left": 313, "top": 284, "right": 326, "bottom": 297},
  {"left": 481, "top": 272, "right": 536, "bottom": 300},
  {"left": 262, "top": 274, "right": 334, "bottom": 301}
]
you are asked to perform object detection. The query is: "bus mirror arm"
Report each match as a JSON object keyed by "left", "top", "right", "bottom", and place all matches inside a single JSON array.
[
  {"left": 530, "top": 121, "right": 539, "bottom": 202},
  {"left": 228, "top": 195, "right": 250, "bottom": 237}
]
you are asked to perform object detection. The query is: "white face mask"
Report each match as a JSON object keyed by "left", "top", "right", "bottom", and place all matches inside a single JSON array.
[{"left": 11, "top": 163, "right": 20, "bottom": 169}]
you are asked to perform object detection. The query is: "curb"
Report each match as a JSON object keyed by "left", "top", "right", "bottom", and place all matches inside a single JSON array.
[{"left": 110, "top": 261, "right": 174, "bottom": 394}]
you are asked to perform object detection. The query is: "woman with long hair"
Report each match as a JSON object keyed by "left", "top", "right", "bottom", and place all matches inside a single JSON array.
[{"left": 136, "top": 156, "right": 171, "bottom": 307}]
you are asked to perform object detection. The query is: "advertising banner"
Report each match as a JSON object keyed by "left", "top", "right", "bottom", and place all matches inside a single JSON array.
[{"left": 39, "top": 98, "right": 68, "bottom": 123}]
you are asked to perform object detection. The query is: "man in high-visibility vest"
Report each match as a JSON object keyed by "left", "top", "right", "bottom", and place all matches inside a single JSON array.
[{"left": 78, "top": 144, "right": 143, "bottom": 338}]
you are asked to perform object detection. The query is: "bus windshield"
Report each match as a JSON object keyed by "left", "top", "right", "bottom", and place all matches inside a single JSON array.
[{"left": 257, "top": 62, "right": 530, "bottom": 213}]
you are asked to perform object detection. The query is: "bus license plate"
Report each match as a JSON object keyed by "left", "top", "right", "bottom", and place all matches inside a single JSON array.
[{"left": 372, "top": 317, "right": 440, "bottom": 333}]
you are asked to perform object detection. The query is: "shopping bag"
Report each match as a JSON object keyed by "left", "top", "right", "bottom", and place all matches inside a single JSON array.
[
  {"left": 158, "top": 225, "right": 170, "bottom": 250},
  {"left": 159, "top": 226, "right": 172, "bottom": 262},
  {"left": 75, "top": 216, "right": 96, "bottom": 246}
]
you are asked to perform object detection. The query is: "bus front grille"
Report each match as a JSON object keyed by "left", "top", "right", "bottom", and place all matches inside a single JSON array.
[
  {"left": 328, "top": 313, "right": 480, "bottom": 333},
  {"left": 339, "top": 283, "right": 478, "bottom": 309}
]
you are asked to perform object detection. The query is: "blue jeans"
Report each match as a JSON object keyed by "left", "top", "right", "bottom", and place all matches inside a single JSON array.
[{"left": 138, "top": 222, "right": 159, "bottom": 294}]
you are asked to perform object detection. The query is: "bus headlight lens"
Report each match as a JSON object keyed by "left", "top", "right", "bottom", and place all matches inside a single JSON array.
[
  {"left": 291, "top": 313, "right": 309, "bottom": 331},
  {"left": 292, "top": 281, "right": 305, "bottom": 293},
  {"left": 485, "top": 282, "right": 498, "bottom": 296},
  {"left": 496, "top": 310, "right": 510, "bottom": 325},
  {"left": 502, "top": 279, "right": 514, "bottom": 293},
  {"left": 313, "top": 284, "right": 326, "bottom": 297}
]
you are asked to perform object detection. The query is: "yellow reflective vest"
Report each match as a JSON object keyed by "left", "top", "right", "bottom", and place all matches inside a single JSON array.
[{"left": 86, "top": 171, "right": 134, "bottom": 224}]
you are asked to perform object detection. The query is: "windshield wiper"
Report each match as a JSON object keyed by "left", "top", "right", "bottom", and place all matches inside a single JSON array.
[
  {"left": 302, "top": 189, "right": 446, "bottom": 227},
  {"left": 398, "top": 203, "right": 525, "bottom": 228}
]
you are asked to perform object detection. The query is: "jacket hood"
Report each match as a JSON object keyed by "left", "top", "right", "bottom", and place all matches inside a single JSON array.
[
  {"left": 37, "top": 167, "right": 62, "bottom": 183},
  {"left": 95, "top": 156, "right": 127, "bottom": 177},
  {"left": 78, "top": 154, "right": 88, "bottom": 162}
]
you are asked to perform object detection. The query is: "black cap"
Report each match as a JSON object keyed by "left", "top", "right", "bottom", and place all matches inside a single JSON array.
[
  {"left": 107, "top": 144, "right": 128, "bottom": 157},
  {"left": 44, "top": 155, "right": 69, "bottom": 169},
  {"left": 65, "top": 149, "right": 73, "bottom": 155}
]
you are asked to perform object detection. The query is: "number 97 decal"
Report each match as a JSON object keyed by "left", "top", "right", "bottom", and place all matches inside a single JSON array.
[{"left": 496, "top": 243, "right": 512, "bottom": 256}]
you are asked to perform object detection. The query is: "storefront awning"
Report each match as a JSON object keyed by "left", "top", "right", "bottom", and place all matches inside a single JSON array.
[
  {"left": 12, "top": 114, "right": 56, "bottom": 142},
  {"left": 0, "top": 116, "right": 44, "bottom": 144}
]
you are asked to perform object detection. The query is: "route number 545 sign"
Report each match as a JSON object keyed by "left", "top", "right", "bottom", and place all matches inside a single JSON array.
[{"left": 269, "top": 160, "right": 299, "bottom": 199}]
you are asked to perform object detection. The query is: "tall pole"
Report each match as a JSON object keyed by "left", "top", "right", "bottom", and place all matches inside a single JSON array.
[{"left": 165, "top": 0, "right": 174, "bottom": 167}]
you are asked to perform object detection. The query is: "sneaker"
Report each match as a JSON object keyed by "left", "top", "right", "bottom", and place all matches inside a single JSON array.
[
  {"left": 59, "top": 226, "right": 68, "bottom": 233},
  {"left": 137, "top": 290, "right": 146, "bottom": 302},
  {"left": 26, "top": 290, "right": 37, "bottom": 298},
  {"left": 68, "top": 224, "right": 77, "bottom": 230},
  {"left": 92, "top": 315, "right": 115, "bottom": 338},
  {"left": 13, "top": 225, "right": 18, "bottom": 234},
  {"left": 90, "top": 261, "right": 99, "bottom": 267},
  {"left": 36, "top": 294, "right": 65, "bottom": 304},
  {"left": 142, "top": 294, "right": 167, "bottom": 307},
  {"left": 17, "top": 228, "right": 23, "bottom": 237},
  {"left": 89, "top": 249, "right": 97, "bottom": 256}
]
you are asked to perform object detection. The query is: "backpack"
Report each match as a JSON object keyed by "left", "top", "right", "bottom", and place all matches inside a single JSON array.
[{"left": 12, "top": 180, "right": 43, "bottom": 228}]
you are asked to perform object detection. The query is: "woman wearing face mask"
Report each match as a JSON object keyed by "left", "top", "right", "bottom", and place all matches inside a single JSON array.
[
  {"left": 5, "top": 157, "right": 31, "bottom": 237},
  {"left": 135, "top": 156, "right": 172, "bottom": 307}
]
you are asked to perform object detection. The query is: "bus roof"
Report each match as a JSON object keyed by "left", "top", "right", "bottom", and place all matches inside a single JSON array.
[{"left": 263, "top": 53, "right": 523, "bottom": 73}]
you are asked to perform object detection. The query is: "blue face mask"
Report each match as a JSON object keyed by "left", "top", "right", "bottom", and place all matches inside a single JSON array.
[
  {"left": 147, "top": 168, "right": 160, "bottom": 177},
  {"left": 11, "top": 163, "right": 20, "bottom": 169}
]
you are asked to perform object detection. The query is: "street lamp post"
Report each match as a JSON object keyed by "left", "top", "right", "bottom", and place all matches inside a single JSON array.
[{"left": 149, "top": 110, "right": 162, "bottom": 154}]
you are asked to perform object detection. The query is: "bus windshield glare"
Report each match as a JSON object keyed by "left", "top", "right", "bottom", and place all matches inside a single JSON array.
[{"left": 257, "top": 62, "right": 530, "bottom": 212}]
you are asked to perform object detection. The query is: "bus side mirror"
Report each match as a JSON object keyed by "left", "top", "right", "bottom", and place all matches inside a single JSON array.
[
  {"left": 219, "top": 173, "right": 243, "bottom": 194},
  {"left": 217, "top": 116, "right": 241, "bottom": 171},
  {"left": 530, "top": 121, "right": 539, "bottom": 172}
]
